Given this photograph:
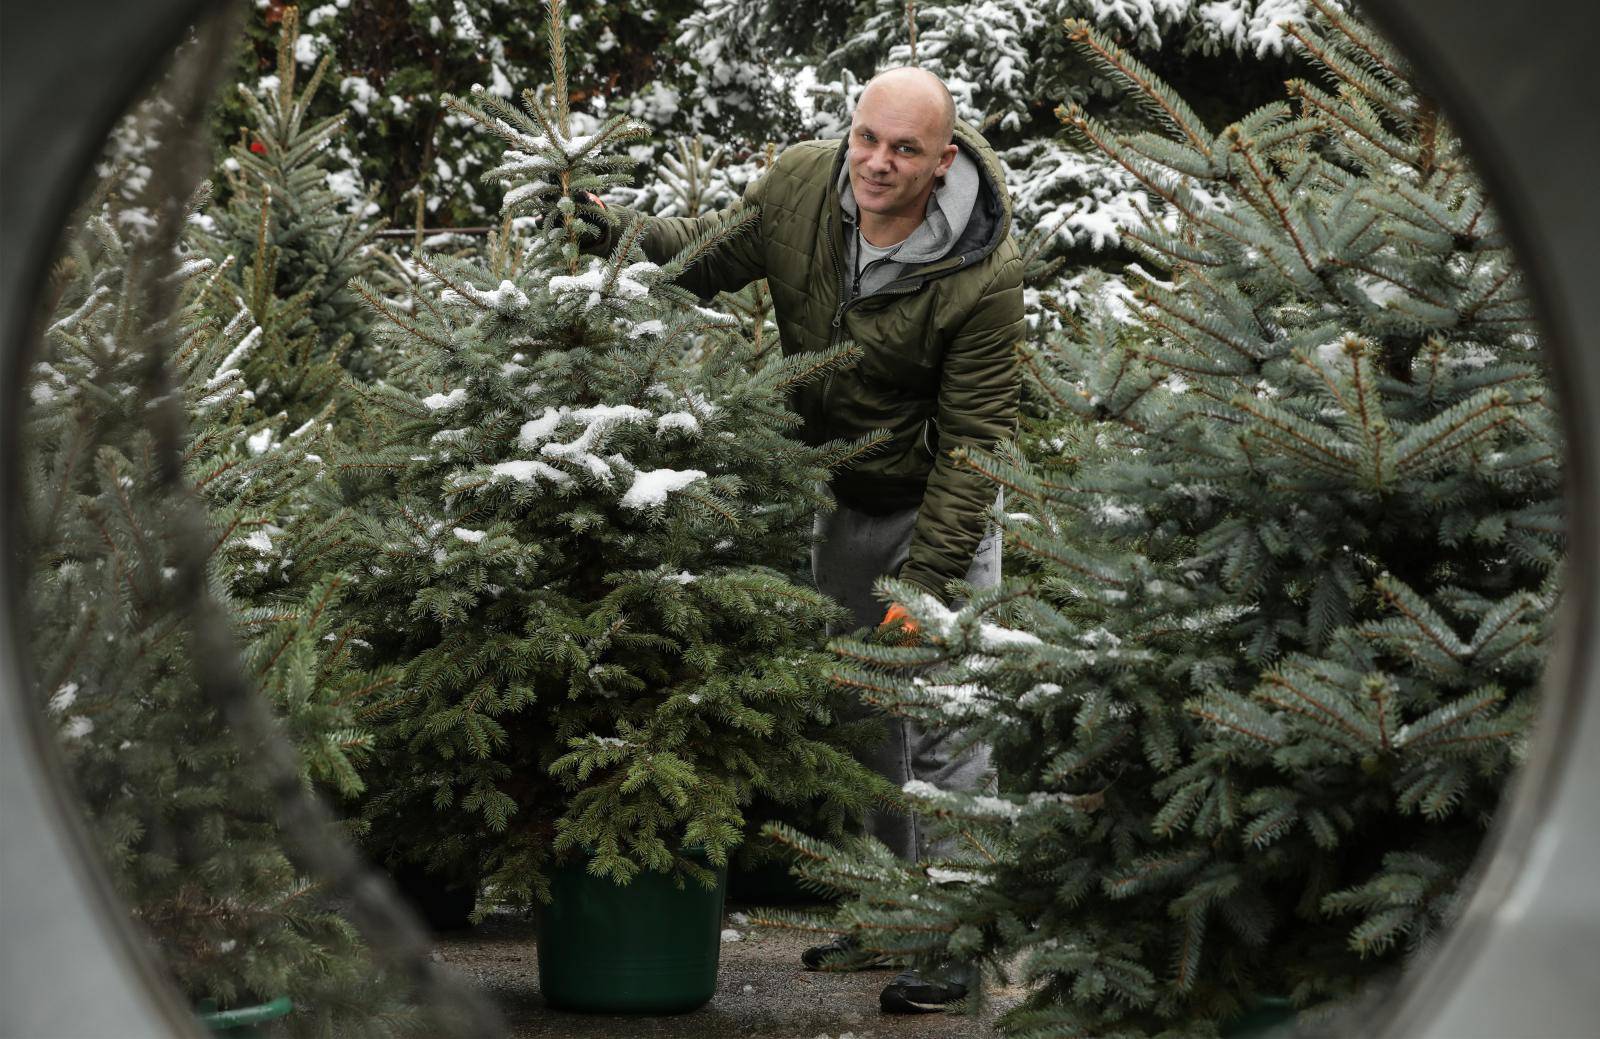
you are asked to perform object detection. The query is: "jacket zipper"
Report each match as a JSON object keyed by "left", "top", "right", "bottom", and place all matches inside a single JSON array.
[
  {"left": 821, "top": 210, "right": 849, "bottom": 425},
  {"left": 820, "top": 207, "right": 968, "bottom": 434}
]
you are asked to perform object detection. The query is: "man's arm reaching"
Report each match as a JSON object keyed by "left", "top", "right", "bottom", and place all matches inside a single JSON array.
[
  {"left": 896, "top": 254, "right": 1025, "bottom": 603},
  {"left": 579, "top": 168, "right": 772, "bottom": 302}
]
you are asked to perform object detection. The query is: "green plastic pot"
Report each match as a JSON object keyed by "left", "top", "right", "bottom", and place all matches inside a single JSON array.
[
  {"left": 195, "top": 996, "right": 292, "bottom": 1037},
  {"left": 536, "top": 848, "right": 729, "bottom": 1014}
]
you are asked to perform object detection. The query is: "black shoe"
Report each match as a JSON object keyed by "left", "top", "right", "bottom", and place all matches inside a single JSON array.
[
  {"left": 800, "top": 933, "right": 890, "bottom": 971},
  {"left": 879, "top": 969, "right": 969, "bottom": 1014}
]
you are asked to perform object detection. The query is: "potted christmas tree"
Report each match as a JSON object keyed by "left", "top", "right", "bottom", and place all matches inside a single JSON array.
[{"left": 337, "top": 0, "right": 888, "bottom": 1013}]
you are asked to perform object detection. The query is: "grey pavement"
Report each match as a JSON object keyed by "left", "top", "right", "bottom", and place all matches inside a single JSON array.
[{"left": 432, "top": 905, "right": 1019, "bottom": 1038}]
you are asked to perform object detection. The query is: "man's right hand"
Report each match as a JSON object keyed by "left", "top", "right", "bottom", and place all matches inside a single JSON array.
[
  {"left": 538, "top": 190, "right": 607, "bottom": 231},
  {"left": 880, "top": 603, "right": 920, "bottom": 641}
]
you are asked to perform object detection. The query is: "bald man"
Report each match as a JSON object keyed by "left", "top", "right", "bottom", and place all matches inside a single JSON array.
[
  {"left": 846, "top": 68, "right": 958, "bottom": 245},
  {"left": 581, "top": 66, "right": 1023, "bottom": 1013}
]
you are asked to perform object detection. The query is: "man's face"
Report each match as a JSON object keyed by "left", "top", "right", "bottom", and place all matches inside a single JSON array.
[{"left": 847, "top": 82, "right": 958, "bottom": 227}]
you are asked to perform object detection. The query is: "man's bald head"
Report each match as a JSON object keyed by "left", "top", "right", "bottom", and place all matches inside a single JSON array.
[
  {"left": 846, "top": 65, "right": 961, "bottom": 241},
  {"left": 860, "top": 66, "right": 956, "bottom": 146}
]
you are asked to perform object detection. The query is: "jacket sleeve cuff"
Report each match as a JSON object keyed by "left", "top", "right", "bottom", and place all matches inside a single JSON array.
[
  {"left": 892, "top": 567, "right": 946, "bottom": 606},
  {"left": 577, "top": 206, "right": 638, "bottom": 258}
]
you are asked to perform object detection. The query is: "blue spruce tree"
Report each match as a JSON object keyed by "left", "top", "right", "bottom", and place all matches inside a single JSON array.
[
  {"left": 200, "top": 7, "right": 387, "bottom": 420},
  {"left": 763, "top": 5, "right": 1557, "bottom": 1034}
]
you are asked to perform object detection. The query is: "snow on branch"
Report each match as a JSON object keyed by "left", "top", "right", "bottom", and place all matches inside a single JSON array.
[
  {"left": 620, "top": 468, "right": 706, "bottom": 509},
  {"left": 548, "top": 260, "right": 656, "bottom": 311}
]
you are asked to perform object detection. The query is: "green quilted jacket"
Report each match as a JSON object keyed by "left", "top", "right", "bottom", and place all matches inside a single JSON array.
[{"left": 609, "top": 119, "right": 1023, "bottom": 602}]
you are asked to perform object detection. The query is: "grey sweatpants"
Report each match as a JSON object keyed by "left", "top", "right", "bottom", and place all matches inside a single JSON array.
[{"left": 811, "top": 494, "right": 1002, "bottom": 863}]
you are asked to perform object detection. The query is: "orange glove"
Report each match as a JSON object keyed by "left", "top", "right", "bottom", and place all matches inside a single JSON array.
[{"left": 880, "top": 602, "right": 919, "bottom": 637}]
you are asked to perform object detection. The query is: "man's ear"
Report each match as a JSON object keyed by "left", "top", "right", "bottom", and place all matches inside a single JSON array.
[{"left": 936, "top": 142, "right": 958, "bottom": 176}]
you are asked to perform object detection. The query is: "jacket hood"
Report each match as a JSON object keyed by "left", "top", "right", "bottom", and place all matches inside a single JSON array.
[{"left": 941, "top": 117, "right": 1013, "bottom": 264}]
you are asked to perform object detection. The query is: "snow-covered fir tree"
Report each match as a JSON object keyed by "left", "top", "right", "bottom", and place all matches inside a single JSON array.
[
  {"left": 202, "top": 1, "right": 1329, "bottom": 293},
  {"left": 213, "top": 1, "right": 699, "bottom": 227},
  {"left": 763, "top": 5, "right": 1557, "bottom": 1034},
  {"left": 24, "top": 191, "right": 411, "bottom": 1032},
  {"left": 201, "top": 7, "right": 387, "bottom": 418},
  {"left": 335, "top": 4, "right": 890, "bottom": 907}
]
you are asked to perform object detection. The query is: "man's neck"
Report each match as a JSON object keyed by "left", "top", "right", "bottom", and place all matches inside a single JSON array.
[{"left": 858, "top": 209, "right": 923, "bottom": 249}]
